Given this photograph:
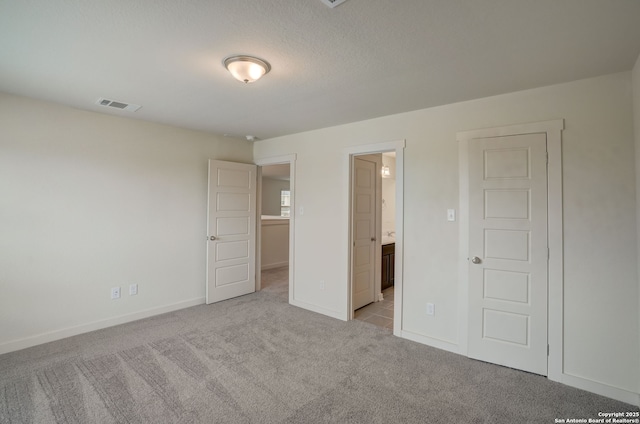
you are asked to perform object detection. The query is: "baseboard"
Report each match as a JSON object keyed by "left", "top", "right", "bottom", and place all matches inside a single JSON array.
[
  {"left": 399, "top": 329, "right": 461, "bottom": 355},
  {"left": 559, "top": 372, "right": 640, "bottom": 406},
  {"left": 0, "top": 297, "right": 205, "bottom": 355},
  {"left": 290, "top": 298, "right": 345, "bottom": 321},
  {"left": 261, "top": 261, "right": 289, "bottom": 271}
]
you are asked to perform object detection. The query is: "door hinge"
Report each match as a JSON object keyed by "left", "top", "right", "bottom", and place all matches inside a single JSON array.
[
  {"left": 547, "top": 247, "right": 550, "bottom": 260},
  {"left": 547, "top": 344, "right": 550, "bottom": 356}
]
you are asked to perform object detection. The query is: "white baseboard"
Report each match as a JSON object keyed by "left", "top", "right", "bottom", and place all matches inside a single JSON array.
[
  {"left": 0, "top": 297, "right": 205, "bottom": 355},
  {"left": 290, "top": 298, "right": 345, "bottom": 321},
  {"left": 398, "top": 330, "right": 639, "bottom": 406},
  {"left": 261, "top": 261, "right": 289, "bottom": 271},
  {"left": 399, "top": 329, "right": 462, "bottom": 355},
  {"left": 558, "top": 372, "right": 640, "bottom": 406}
]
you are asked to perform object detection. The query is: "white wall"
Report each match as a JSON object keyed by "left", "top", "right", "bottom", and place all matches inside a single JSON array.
[
  {"left": 261, "top": 177, "right": 289, "bottom": 216},
  {"left": 633, "top": 53, "right": 640, "bottom": 401},
  {"left": 254, "top": 72, "right": 639, "bottom": 401},
  {"left": 381, "top": 154, "right": 396, "bottom": 235},
  {"left": 0, "top": 92, "right": 253, "bottom": 353}
]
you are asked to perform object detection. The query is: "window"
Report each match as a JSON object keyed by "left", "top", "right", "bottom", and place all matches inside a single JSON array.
[{"left": 280, "top": 190, "right": 290, "bottom": 217}]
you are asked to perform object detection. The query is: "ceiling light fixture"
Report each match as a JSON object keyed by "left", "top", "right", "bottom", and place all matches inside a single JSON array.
[{"left": 223, "top": 55, "right": 271, "bottom": 83}]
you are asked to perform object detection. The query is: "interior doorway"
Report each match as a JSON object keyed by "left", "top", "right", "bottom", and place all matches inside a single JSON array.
[
  {"left": 255, "top": 155, "right": 296, "bottom": 304},
  {"left": 347, "top": 140, "right": 404, "bottom": 335},
  {"left": 352, "top": 152, "right": 397, "bottom": 330}
]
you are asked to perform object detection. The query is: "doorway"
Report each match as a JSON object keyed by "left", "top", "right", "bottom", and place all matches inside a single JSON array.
[
  {"left": 352, "top": 153, "right": 397, "bottom": 330},
  {"left": 259, "top": 163, "right": 291, "bottom": 298},
  {"left": 347, "top": 140, "right": 404, "bottom": 335},
  {"left": 255, "top": 155, "right": 296, "bottom": 305}
]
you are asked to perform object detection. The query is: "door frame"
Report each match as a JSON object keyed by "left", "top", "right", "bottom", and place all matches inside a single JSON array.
[
  {"left": 255, "top": 154, "right": 297, "bottom": 305},
  {"left": 457, "top": 119, "right": 564, "bottom": 382},
  {"left": 345, "top": 140, "right": 405, "bottom": 336}
]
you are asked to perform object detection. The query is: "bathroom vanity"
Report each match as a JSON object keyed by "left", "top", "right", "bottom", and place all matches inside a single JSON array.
[{"left": 381, "top": 242, "right": 395, "bottom": 291}]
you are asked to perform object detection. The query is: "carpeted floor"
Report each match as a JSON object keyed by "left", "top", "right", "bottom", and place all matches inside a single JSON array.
[{"left": 1, "top": 268, "right": 637, "bottom": 423}]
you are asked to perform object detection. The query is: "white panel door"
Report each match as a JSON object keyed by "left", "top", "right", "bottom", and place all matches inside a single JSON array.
[
  {"left": 468, "top": 133, "right": 548, "bottom": 375},
  {"left": 352, "top": 157, "right": 376, "bottom": 310},
  {"left": 206, "top": 160, "right": 257, "bottom": 304}
]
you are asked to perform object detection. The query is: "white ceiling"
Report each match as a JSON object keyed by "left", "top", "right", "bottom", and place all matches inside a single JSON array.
[{"left": 1, "top": 0, "right": 640, "bottom": 140}]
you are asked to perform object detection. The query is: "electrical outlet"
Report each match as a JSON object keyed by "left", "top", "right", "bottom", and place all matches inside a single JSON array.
[
  {"left": 426, "top": 303, "right": 435, "bottom": 316},
  {"left": 129, "top": 284, "right": 138, "bottom": 296},
  {"left": 320, "top": 280, "right": 325, "bottom": 290},
  {"left": 111, "top": 287, "right": 121, "bottom": 300},
  {"left": 447, "top": 209, "right": 456, "bottom": 222}
]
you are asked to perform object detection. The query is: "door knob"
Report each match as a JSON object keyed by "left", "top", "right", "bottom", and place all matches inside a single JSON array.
[
  {"left": 471, "top": 256, "right": 482, "bottom": 264},
  {"left": 209, "top": 236, "right": 217, "bottom": 241},
  {"left": 371, "top": 237, "right": 376, "bottom": 242}
]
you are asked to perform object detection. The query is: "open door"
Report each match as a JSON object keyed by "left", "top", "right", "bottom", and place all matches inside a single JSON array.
[
  {"left": 206, "top": 160, "right": 257, "bottom": 304},
  {"left": 351, "top": 156, "right": 378, "bottom": 310}
]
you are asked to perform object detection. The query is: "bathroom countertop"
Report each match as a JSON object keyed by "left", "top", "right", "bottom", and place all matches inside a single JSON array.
[{"left": 382, "top": 236, "right": 396, "bottom": 245}]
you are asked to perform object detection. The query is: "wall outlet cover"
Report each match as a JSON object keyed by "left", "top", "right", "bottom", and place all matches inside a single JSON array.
[
  {"left": 447, "top": 209, "right": 456, "bottom": 222},
  {"left": 111, "top": 287, "right": 121, "bottom": 300}
]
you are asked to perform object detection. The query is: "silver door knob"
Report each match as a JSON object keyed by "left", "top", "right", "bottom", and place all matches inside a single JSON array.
[
  {"left": 471, "top": 256, "right": 482, "bottom": 264},
  {"left": 209, "top": 236, "right": 217, "bottom": 241}
]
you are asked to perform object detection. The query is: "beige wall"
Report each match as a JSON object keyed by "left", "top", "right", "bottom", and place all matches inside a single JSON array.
[
  {"left": 254, "top": 72, "right": 639, "bottom": 401},
  {"left": 0, "top": 93, "right": 253, "bottom": 352},
  {"left": 260, "top": 218, "right": 289, "bottom": 270},
  {"left": 261, "top": 177, "right": 289, "bottom": 216}
]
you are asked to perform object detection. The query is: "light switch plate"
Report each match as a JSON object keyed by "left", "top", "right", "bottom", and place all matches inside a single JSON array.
[{"left": 426, "top": 303, "right": 435, "bottom": 316}]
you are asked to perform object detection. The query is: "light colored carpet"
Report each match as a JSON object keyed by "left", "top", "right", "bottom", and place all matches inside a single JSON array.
[{"left": 1, "top": 268, "right": 637, "bottom": 423}]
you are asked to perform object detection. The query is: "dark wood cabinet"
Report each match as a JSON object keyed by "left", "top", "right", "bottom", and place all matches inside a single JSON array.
[{"left": 381, "top": 243, "right": 395, "bottom": 291}]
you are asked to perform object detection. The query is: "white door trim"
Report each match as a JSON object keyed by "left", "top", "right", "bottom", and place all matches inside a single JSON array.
[
  {"left": 345, "top": 140, "right": 405, "bottom": 336},
  {"left": 255, "top": 154, "right": 297, "bottom": 305},
  {"left": 457, "top": 119, "right": 564, "bottom": 382}
]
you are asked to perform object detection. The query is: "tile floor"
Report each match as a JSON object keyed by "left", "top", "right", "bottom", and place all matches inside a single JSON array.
[{"left": 354, "top": 286, "right": 394, "bottom": 330}]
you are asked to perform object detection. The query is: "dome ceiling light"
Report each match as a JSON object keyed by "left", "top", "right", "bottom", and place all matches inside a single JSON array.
[{"left": 223, "top": 55, "right": 271, "bottom": 84}]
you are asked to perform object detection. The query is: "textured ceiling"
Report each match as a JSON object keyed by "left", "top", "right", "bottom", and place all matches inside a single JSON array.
[{"left": 1, "top": 0, "right": 640, "bottom": 140}]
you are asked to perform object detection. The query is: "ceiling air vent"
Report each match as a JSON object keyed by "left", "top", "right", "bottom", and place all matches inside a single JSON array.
[
  {"left": 320, "top": 0, "right": 348, "bottom": 8},
  {"left": 95, "top": 98, "right": 141, "bottom": 112}
]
